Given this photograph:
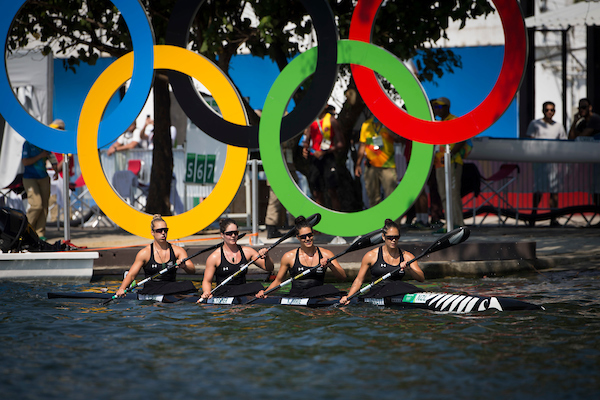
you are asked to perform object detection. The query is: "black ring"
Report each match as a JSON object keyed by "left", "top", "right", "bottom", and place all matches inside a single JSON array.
[{"left": 166, "top": 0, "right": 338, "bottom": 148}]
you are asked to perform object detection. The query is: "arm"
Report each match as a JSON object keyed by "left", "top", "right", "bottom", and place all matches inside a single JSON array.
[
  {"left": 117, "top": 140, "right": 140, "bottom": 152},
  {"left": 568, "top": 114, "right": 583, "bottom": 140},
  {"left": 330, "top": 117, "right": 344, "bottom": 155},
  {"left": 319, "top": 248, "right": 346, "bottom": 281},
  {"left": 302, "top": 127, "right": 311, "bottom": 159},
  {"left": 201, "top": 251, "right": 219, "bottom": 299},
  {"left": 173, "top": 245, "right": 196, "bottom": 274},
  {"left": 255, "top": 251, "right": 293, "bottom": 298},
  {"left": 354, "top": 143, "right": 366, "bottom": 177},
  {"left": 243, "top": 246, "right": 274, "bottom": 273},
  {"left": 116, "top": 248, "right": 148, "bottom": 297},
  {"left": 22, "top": 150, "right": 50, "bottom": 167},
  {"left": 450, "top": 141, "right": 467, "bottom": 157},
  {"left": 401, "top": 251, "right": 425, "bottom": 282},
  {"left": 339, "top": 250, "right": 376, "bottom": 305}
]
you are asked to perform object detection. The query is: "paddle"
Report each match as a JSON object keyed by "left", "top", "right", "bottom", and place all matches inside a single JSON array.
[
  {"left": 102, "top": 233, "right": 246, "bottom": 305},
  {"left": 245, "top": 228, "right": 385, "bottom": 304},
  {"left": 198, "top": 213, "right": 322, "bottom": 302},
  {"left": 341, "top": 226, "right": 471, "bottom": 304}
]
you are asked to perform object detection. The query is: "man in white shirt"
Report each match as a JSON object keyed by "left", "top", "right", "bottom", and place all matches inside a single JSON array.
[
  {"left": 107, "top": 122, "right": 142, "bottom": 155},
  {"left": 525, "top": 101, "right": 567, "bottom": 226}
]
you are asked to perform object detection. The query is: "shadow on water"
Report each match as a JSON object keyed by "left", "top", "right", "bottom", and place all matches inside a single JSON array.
[{"left": 1, "top": 266, "right": 599, "bottom": 400}]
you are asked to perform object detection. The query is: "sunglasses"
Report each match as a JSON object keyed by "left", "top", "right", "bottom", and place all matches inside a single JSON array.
[
  {"left": 385, "top": 235, "right": 400, "bottom": 241},
  {"left": 544, "top": 108, "right": 555, "bottom": 112},
  {"left": 223, "top": 230, "right": 239, "bottom": 237},
  {"left": 154, "top": 228, "right": 169, "bottom": 234},
  {"left": 297, "top": 232, "right": 314, "bottom": 240},
  {"left": 579, "top": 106, "right": 588, "bottom": 110}
]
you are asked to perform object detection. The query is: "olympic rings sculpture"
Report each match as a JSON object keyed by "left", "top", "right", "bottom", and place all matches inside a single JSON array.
[{"left": 0, "top": 0, "right": 526, "bottom": 239}]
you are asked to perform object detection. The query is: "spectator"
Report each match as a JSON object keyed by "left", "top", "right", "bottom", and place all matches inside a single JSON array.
[
  {"left": 568, "top": 98, "right": 600, "bottom": 140},
  {"left": 525, "top": 101, "right": 567, "bottom": 227},
  {"left": 47, "top": 119, "right": 74, "bottom": 223},
  {"left": 139, "top": 116, "right": 177, "bottom": 149},
  {"left": 432, "top": 97, "right": 470, "bottom": 233},
  {"left": 21, "top": 123, "right": 60, "bottom": 240},
  {"left": 302, "top": 105, "right": 342, "bottom": 210},
  {"left": 107, "top": 121, "right": 141, "bottom": 156},
  {"left": 355, "top": 116, "right": 400, "bottom": 208}
]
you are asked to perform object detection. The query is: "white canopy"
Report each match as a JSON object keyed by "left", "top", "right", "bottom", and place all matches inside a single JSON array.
[{"left": 525, "top": 1, "right": 600, "bottom": 30}]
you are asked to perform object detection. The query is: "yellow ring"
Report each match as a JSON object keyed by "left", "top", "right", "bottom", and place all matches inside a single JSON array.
[{"left": 77, "top": 45, "right": 248, "bottom": 239}]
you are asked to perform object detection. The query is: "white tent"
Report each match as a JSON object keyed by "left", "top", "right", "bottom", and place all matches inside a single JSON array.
[
  {"left": 525, "top": 1, "right": 600, "bottom": 29},
  {"left": 0, "top": 51, "right": 53, "bottom": 189}
]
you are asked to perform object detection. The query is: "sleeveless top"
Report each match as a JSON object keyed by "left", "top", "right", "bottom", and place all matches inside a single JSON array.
[
  {"left": 289, "top": 248, "right": 325, "bottom": 290},
  {"left": 143, "top": 243, "right": 177, "bottom": 282},
  {"left": 215, "top": 245, "right": 248, "bottom": 285},
  {"left": 370, "top": 246, "right": 405, "bottom": 282}
]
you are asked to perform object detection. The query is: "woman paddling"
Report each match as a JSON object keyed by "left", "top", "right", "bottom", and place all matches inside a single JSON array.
[
  {"left": 116, "top": 215, "right": 196, "bottom": 297},
  {"left": 339, "top": 219, "right": 424, "bottom": 305},
  {"left": 200, "top": 218, "right": 274, "bottom": 299},
  {"left": 256, "top": 215, "right": 346, "bottom": 298}
]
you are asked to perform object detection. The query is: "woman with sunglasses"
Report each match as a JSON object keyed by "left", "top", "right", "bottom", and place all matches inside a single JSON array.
[
  {"left": 200, "top": 218, "right": 274, "bottom": 299},
  {"left": 339, "top": 219, "right": 424, "bottom": 305},
  {"left": 116, "top": 214, "right": 197, "bottom": 297},
  {"left": 255, "top": 215, "right": 346, "bottom": 298}
]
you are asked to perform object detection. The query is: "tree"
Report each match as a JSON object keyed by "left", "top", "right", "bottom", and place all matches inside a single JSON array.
[{"left": 8, "top": 0, "right": 493, "bottom": 214}]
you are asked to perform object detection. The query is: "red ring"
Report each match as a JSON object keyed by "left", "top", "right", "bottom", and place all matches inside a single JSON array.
[{"left": 349, "top": 0, "right": 526, "bottom": 144}]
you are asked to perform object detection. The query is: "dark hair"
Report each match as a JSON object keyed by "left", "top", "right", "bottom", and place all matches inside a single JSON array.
[
  {"left": 542, "top": 101, "right": 555, "bottom": 112},
  {"left": 382, "top": 218, "right": 400, "bottom": 236},
  {"left": 580, "top": 98, "right": 592, "bottom": 107},
  {"left": 294, "top": 215, "right": 312, "bottom": 233},
  {"left": 219, "top": 218, "right": 238, "bottom": 233}
]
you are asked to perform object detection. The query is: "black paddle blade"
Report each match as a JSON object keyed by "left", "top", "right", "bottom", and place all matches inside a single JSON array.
[
  {"left": 426, "top": 226, "right": 470, "bottom": 254},
  {"left": 348, "top": 229, "right": 384, "bottom": 252},
  {"left": 306, "top": 213, "right": 322, "bottom": 228}
]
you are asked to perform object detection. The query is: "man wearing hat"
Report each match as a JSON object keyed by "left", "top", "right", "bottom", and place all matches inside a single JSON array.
[
  {"left": 21, "top": 120, "right": 62, "bottom": 240},
  {"left": 432, "top": 97, "right": 470, "bottom": 233}
]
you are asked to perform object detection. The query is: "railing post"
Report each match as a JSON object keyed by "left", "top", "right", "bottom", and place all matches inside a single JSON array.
[
  {"left": 62, "top": 154, "right": 70, "bottom": 242},
  {"left": 251, "top": 159, "right": 263, "bottom": 245},
  {"left": 444, "top": 146, "right": 454, "bottom": 230}
]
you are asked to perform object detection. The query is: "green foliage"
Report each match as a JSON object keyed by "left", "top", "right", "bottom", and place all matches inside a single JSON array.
[{"left": 9, "top": 0, "right": 494, "bottom": 80}]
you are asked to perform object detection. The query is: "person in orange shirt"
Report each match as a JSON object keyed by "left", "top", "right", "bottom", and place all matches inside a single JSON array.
[{"left": 355, "top": 116, "right": 401, "bottom": 208}]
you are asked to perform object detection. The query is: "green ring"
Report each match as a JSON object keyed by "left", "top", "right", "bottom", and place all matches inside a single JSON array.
[{"left": 259, "top": 40, "right": 433, "bottom": 236}]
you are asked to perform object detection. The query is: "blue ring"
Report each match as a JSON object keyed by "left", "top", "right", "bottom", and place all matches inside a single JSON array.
[{"left": 0, "top": 0, "right": 154, "bottom": 153}]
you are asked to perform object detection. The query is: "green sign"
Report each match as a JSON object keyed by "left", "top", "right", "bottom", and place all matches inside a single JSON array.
[{"left": 185, "top": 153, "right": 216, "bottom": 184}]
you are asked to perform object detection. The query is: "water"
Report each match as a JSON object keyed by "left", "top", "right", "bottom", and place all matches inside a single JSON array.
[{"left": 1, "top": 267, "right": 599, "bottom": 400}]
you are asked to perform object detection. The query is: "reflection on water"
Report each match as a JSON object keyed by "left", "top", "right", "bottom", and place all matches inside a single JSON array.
[{"left": 1, "top": 268, "right": 599, "bottom": 400}]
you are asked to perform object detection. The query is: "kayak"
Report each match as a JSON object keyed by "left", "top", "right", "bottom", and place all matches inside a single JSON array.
[{"left": 47, "top": 291, "right": 544, "bottom": 312}]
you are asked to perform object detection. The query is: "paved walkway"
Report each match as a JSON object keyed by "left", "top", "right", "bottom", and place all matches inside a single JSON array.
[{"left": 45, "top": 220, "right": 600, "bottom": 280}]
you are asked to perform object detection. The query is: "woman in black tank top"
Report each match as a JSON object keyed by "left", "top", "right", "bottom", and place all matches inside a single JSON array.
[
  {"left": 201, "top": 218, "right": 274, "bottom": 298},
  {"left": 340, "top": 219, "right": 425, "bottom": 304},
  {"left": 116, "top": 215, "right": 197, "bottom": 297},
  {"left": 255, "top": 216, "right": 346, "bottom": 298}
]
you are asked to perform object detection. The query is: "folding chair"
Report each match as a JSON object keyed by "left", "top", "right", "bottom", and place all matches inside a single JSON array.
[
  {"left": 0, "top": 174, "right": 25, "bottom": 212},
  {"left": 67, "top": 175, "right": 114, "bottom": 228},
  {"left": 468, "top": 163, "right": 520, "bottom": 226},
  {"left": 112, "top": 170, "right": 139, "bottom": 205},
  {"left": 127, "top": 159, "right": 149, "bottom": 208}
]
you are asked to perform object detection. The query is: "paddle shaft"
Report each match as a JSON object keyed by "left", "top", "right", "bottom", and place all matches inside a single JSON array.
[
  {"left": 200, "top": 213, "right": 322, "bottom": 301},
  {"left": 262, "top": 249, "right": 348, "bottom": 296},
  {"left": 199, "top": 224, "right": 302, "bottom": 301},
  {"left": 102, "top": 234, "right": 245, "bottom": 305},
  {"left": 347, "top": 251, "right": 423, "bottom": 302},
  {"left": 244, "top": 231, "right": 383, "bottom": 305},
  {"left": 346, "top": 227, "right": 470, "bottom": 301}
]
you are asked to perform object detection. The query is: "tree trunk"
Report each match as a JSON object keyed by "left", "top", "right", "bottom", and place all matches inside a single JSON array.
[{"left": 145, "top": 72, "right": 173, "bottom": 216}]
